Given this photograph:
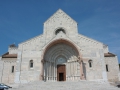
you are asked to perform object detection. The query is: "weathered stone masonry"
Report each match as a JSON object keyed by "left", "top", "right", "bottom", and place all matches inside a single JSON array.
[{"left": 0, "top": 9, "right": 119, "bottom": 84}]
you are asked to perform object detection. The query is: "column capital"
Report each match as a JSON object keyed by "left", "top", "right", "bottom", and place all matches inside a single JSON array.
[
  {"left": 41, "top": 59, "right": 45, "bottom": 63},
  {"left": 77, "top": 56, "right": 83, "bottom": 64}
]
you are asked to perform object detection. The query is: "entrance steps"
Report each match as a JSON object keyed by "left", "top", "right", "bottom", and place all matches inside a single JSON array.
[{"left": 9, "top": 81, "right": 119, "bottom": 90}]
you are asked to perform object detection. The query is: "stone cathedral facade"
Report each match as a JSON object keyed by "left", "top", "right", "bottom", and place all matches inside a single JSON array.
[{"left": 0, "top": 9, "right": 119, "bottom": 84}]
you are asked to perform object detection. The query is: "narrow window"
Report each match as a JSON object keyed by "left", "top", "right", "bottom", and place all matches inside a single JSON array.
[
  {"left": 30, "top": 60, "right": 33, "bottom": 68},
  {"left": 89, "top": 62, "right": 92, "bottom": 67},
  {"left": 88, "top": 60, "right": 92, "bottom": 68},
  {"left": 12, "top": 66, "right": 14, "bottom": 73},
  {"left": 106, "top": 64, "right": 108, "bottom": 72}
]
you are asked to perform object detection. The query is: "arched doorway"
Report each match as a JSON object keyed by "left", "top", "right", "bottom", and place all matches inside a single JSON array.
[
  {"left": 57, "top": 64, "right": 66, "bottom": 81},
  {"left": 56, "top": 57, "right": 66, "bottom": 81},
  {"left": 41, "top": 39, "right": 83, "bottom": 81}
]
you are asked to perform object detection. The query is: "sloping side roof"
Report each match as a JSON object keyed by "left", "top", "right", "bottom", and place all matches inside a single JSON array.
[
  {"left": 2, "top": 52, "right": 17, "bottom": 58},
  {"left": 19, "top": 34, "right": 43, "bottom": 45},
  {"left": 78, "top": 33, "right": 103, "bottom": 44},
  {"left": 104, "top": 52, "right": 116, "bottom": 57}
]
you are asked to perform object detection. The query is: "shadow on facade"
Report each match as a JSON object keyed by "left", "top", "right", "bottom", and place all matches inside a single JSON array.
[{"left": 83, "top": 63, "right": 86, "bottom": 79}]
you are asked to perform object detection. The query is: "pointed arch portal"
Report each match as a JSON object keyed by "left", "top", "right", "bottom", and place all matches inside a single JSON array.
[{"left": 40, "top": 39, "right": 84, "bottom": 81}]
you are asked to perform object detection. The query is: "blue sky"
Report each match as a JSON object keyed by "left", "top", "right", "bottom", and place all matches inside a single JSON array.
[{"left": 0, "top": 0, "right": 120, "bottom": 63}]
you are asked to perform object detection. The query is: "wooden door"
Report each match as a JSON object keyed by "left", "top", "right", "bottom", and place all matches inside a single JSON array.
[{"left": 57, "top": 65, "right": 66, "bottom": 81}]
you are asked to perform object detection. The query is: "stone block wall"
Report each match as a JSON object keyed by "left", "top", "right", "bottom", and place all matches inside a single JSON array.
[
  {"left": 77, "top": 34, "right": 106, "bottom": 81},
  {"left": 0, "top": 57, "right": 3, "bottom": 83},
  {"left": 1, "top": 58, "right": 16, "bottom": 84},
  {"left": 105, "top": 56, "right": 119, "bottom": 82},
  {"left": 8, "top": 47, "right": 18, "bottom": 54},
  {"left": 19, "top": 51, "right": 41, "bottom": 83},
  {"left": 44, "top": 9, "right": 78, "bottom": 43},
  {"left": 16, "top": 34, "right": 44, "bottom": 83}
]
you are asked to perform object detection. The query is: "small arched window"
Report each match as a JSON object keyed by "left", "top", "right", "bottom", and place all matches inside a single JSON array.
[
  {"left": 88, "top": 60, "right": 92, "bottom": 68},
  {"left": 55, "top": 28, "right": 66, "bottom": 35},
  {"left": 30, "top": 60, "right": 33, "bottom": 68}
]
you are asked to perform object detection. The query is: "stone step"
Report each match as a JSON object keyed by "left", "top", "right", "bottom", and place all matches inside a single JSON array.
[{"left": 9, "top": 81, "right": 120, "bottom": 90}]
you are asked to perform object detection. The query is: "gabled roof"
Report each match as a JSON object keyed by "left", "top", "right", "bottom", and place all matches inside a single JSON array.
[
  {"left": 104, "top": 52, "right": 116, "bottom": 57},
  {"left": 2, "top": 52, "right": 17, "bottom": 58},
  {"left": 44, "top": 9, "right": 77, "bottom": 24}
]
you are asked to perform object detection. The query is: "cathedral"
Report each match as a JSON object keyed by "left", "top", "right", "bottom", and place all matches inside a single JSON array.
[{"left": 0, "top": 9, "right": 119, "bottom": 84}]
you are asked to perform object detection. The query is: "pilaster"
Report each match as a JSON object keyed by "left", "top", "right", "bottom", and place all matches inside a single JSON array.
[{"left": 14, "top": 51, "right": 22, "bottom": 83}]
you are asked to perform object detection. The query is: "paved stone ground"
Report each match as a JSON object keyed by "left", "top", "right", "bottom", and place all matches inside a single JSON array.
[{"left": 9, "top": 81, "right": 120, "bottom": 90}]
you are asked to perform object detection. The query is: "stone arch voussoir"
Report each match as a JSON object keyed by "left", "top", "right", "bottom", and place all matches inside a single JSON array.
[{"left": 41, "top": 39, "right": 81, "bottom": 61}]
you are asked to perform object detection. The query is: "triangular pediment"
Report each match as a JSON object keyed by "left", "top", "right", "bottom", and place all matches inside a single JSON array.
[{"left": 44, "top": 9, "right": 77, "bottom": 24}]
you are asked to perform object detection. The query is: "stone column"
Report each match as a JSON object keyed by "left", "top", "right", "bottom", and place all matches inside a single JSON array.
[
  {"left": 54, "top": 63, "right": 55, "bottom": 81},
  {"left": 80, "top": 61, "right": 85, "bottom": 80},
  {"left": 77, "top": 56, "right": 85, "bottom": 80},
  {"left": 46, "top": 62, "right": 48, "bottom": 80},
  {"left": 55, "top": 63, "right": 57, "bottom": 81},
  {"left": 40, "top": 59, "right": 44, "bottom": 80}
]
